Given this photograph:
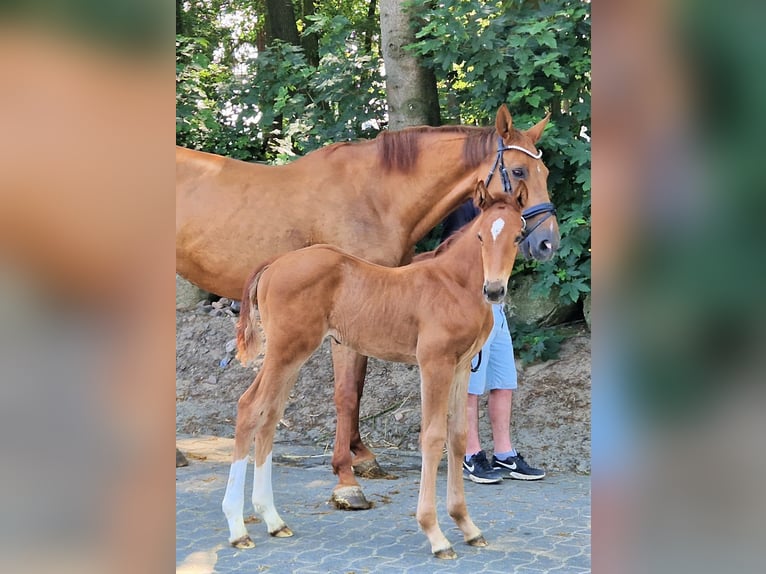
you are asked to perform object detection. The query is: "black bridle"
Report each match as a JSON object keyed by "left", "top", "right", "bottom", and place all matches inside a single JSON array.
[{"left": 484, "top": 137, "right": 556, "bottom": 243}]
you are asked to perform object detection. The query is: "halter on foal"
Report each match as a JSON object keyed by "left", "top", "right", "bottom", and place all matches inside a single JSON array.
[{"left": 223, "top": 181, "right": 526, "bottom": 559}]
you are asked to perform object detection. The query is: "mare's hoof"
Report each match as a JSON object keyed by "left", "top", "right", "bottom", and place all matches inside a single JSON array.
[
  {"left": 466, "top": 534, "right": 488, "bottom": 547},
  {"left": 434, "top": 547, "right": 457, "bottom": 560},
  {"left": 353, "top": 458, "right": 396, "bottom": 479},
  {"left": 330, "top": 486, "right": 372, "bottom": 510},
  {"left": 231, "top": 535, "right": 255, "bottom": 549},
  {"left": 176, "top": 448, "right": 189, "bottom": 467},
  {"left": 270, "top": 525, "right": 293, "bottom": 538}
]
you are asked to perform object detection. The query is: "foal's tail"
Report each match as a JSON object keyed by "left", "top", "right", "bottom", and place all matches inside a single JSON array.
[{"left": 236, "top": 262, "right": 271, "bottom": 366}]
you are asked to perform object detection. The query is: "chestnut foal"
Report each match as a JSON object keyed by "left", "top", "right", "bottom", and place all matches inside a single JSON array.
[{"left": 222, "top": 181, "right": 526, "bottom": 558}]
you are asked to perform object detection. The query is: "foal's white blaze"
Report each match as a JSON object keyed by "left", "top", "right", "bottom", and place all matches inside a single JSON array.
[
  {"left": 222, "top": 457, "right": 249, "bottom": 542},
  {"left": 252, "top": 452, "right": 287, "bottom": 534},
  {"left": 490, "top": 217, "right": 505, "bottom": 241}
]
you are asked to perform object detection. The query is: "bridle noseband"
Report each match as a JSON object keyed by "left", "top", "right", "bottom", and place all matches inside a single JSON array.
[{"left": 484, "top": 137, "right": 556, "bottom": 242}]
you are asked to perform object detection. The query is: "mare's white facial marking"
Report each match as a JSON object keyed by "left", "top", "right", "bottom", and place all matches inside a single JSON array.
[
  {"left": 490, "top": 217, "right": 505, "bottom": 241},
  {"left": 537, "top": 164, "right": 542, "bottom": 174}
]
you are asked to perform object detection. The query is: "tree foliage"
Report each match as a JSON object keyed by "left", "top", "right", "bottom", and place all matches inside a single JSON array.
[
  {"left": 406, "top": 0, "right": 590, "bottom": 360},
  {"left": 176, "top": 0, "right": 590, "bottom": 361},
  {"left": 176, "top": 0, "right": 385, "bottom": 161}
]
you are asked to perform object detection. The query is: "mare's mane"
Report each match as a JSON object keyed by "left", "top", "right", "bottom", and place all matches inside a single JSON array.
[{"left": 312, "top": 124, "right": 530, "bottom": 175}]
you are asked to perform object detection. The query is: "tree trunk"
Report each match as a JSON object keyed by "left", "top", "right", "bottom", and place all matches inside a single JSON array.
[
  {"left": 265, "top": 0, "right": 301, "bottom": 45},
  {"left": 379, "top": 0, "right": 440, "bottom": 129},
  {"left": 263, "top": 0, "right": 302, "bottom": 154},
  {"left": 364, "top": 0, "right": 378, "bottom": 55},
  {"left": 301, "top": 0, "right": 320, "bottom": 66}
]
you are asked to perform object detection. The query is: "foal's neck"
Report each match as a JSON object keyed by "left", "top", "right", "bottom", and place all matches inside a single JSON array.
[{"left": 423, "top": 217, "right": 488, "bottom": 300}]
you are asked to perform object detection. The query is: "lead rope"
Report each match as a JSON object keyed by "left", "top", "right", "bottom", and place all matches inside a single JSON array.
[{"left": 470, "top": 350, "right": 483, "bottom": 373}]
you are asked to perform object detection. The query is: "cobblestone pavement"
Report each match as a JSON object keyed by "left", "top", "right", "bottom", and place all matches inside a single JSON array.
[{"left": 176, "top": 438, "right": 590, "bottom": 574}]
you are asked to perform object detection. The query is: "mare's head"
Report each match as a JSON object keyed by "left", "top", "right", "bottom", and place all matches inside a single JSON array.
[
  {"left": 472, "top": 181, "right": 526, "bottom": 304},
  {"left": 482, "top": 105, "right": 560, "bottom": 261}
]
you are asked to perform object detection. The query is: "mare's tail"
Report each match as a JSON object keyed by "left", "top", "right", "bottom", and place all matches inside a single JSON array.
[{"left": 236, "top": 262, "right": 271, "bottom": 366}]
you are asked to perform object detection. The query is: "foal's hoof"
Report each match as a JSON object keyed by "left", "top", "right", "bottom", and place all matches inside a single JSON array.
[
  {"left": 269, "top": 525, "right": 293, "bottom": 538},
  {"left": 466, "top": 534, "right": 488, "bottom": 547},
  {"left": 433, "top": 546, "right": 458, "bottom": 560},
  {"left": 330, "top": 486, "right": 372, "bottom": 510},
  {"left": 231, "top": 535, "right": 255, "bottom": 549},
  {"left": 176, "top": 448, "right": 189, "bottom": 467},
  {"left": 353, "top": 458, "right": 397, "bottom": 479}
]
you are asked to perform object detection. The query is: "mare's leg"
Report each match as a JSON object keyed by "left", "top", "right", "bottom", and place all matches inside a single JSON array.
[
  {"left": 446, "top": 367, "right": 485, "bottom": 547},
  {"left": 221, "top": 359, "right": 302, "bottom": 548},
  {"left": 331, "top": 343, "right": 387, "bottom": 475},
  {"left": 328, "top": 344, "right": 377, "bottom": 510},
  {"left": 415, "top": 356, "right": 457, "bottom": 558}
]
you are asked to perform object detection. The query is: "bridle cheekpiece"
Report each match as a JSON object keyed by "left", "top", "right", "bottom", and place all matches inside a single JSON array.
[{"left": 484, "top": 137, "right": 556, "bottom": 242}]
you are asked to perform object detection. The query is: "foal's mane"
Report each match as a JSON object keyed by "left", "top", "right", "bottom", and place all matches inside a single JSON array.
[{"left": 413, "top": 195, "right": 518, "bottom": 262}]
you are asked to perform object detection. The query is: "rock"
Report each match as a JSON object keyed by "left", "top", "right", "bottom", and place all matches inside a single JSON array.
[
  {"left": 506, "top": 273, "right": 579, "bottom": 326},
  {"left": 583, "top": 293, "right": 591, "bottom": 330},
  {"left": 176, "top": 275, "right": 210, "bottom": 310}
]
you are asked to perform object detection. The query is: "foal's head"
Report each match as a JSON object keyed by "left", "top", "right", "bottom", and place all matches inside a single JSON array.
[{"left": 472, "top": 181, "right": 526, "bottom": 304}]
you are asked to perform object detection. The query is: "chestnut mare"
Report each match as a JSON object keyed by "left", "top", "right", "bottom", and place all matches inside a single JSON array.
[
  {"left": 223, "top": 182, "right": 525, "bottom": 558},
  {"left": 176, "top": 105, "right": 559, "bottom": 509}
]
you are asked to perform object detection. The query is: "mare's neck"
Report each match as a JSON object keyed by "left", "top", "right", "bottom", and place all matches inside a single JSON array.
[
  {"left": 393, "top": 131, "right": 489, "bottom": 248},
  {"left": 312, "top": 129, "right": 490, "bottom": 253}
]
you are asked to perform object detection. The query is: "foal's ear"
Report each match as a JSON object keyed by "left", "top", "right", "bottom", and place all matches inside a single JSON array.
[
  {"left": 513, "top": 179, "right": 529, "bottom": 209},
  {"left": 495, "top": 104, "right": 513, "bottom": 139},
  {"left": 473, "top": 180, "right": 490, "bottom": 209},
  {"left": 526, "top": 112, "right": 551, "bottom": 144}
]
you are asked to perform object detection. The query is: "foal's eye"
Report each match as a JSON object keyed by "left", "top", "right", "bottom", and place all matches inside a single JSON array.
[
  {"left": 477, "top": 232, "right": 483, "bottom": 244},
  {"left": 511, "top": 168, "right": 524, "bottom": 178}
]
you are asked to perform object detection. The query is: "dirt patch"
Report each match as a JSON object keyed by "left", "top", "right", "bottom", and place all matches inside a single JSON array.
[{"left": 176, "top": 300, "right": 591, "bottom": 473}]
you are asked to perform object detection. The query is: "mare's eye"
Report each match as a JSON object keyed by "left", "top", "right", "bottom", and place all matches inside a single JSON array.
[
  {"left": 477, "top": 232, "right": 483, "bottom": 244},
  {"left": 511, "top": 168, "right": 524, "bottom": 178}
]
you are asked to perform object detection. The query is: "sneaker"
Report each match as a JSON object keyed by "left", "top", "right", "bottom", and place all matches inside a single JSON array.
[
  {"left": 463, "top": 451, "right": 503, "bottom": 484},
  {"left": 492, "top": 453, "right": 546, "bottom": 480}
]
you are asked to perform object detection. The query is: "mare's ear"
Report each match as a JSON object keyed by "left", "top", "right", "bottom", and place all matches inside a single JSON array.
[
  {"left": 473, "top": 180, "right": 490, "bottom": 210},
  {"left": 526, "top": 112, "right": 551, "bottom": 144},
  {"left": 495, "top": 104, "right": 513, "bottom": 139}
]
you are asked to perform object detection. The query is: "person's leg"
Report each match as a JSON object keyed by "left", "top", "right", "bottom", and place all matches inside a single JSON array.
[
  {"left": 462, "top": 315, "right": 502, "bottom": 484},
  {"left": 484, "top": 305, "right": 517, "bottom": 455},
  {"left": 465, "top": 392, "right": 482, "bottom": 456},
  {"left": 464, "top": 315, "right": 495, "bottom": 459},
  {"left": 484, "top": 305, "right": 545, "bottom": 480},
  {"left": 488, "top": 388, "right": 513, "bottom": 454}
]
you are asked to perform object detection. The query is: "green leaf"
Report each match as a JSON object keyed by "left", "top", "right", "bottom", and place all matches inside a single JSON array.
[{"left": 538, "top": 31, "right": 557, "bottom": 49}]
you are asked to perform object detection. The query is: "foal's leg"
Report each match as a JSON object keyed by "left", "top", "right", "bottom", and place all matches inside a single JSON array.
[
  {"left": 446, "top": 367, "right": 485, "bottom": 547},
  {"left": 221, "top": 369, "right": 264, "bottom": 549},
  {"left": 415, "top": 356, "right": 457, "bottom": 559},
  {"left": 221, "top": 359, "right": 301, "bottom": 548},
  {"left": 250, "top": 367, "right": 301, "bottom": 537}
]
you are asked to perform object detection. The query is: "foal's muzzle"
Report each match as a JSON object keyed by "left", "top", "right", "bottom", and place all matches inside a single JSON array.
[{"left": 483, "top": 281, "right": 507, "bottom": 303}]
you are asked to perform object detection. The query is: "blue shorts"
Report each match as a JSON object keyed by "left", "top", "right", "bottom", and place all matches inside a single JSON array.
[{"left": 467, "top": 304, "right": 518, "bottom": 395}]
